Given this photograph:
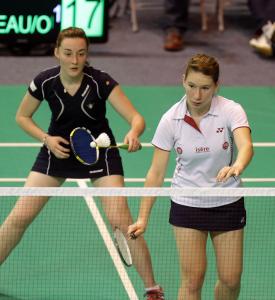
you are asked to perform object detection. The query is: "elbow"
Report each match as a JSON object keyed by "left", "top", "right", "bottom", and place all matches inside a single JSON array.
[
  {"left": 250, "top": 143, "right": 254, "bottom": 160},
  {"left": 15, "top": 113, "right": 26, "bottom": 128},
  {"left": 15, "top": 113, "right": 21, "bottom": 125},
  {"left": 140, "top": 115, "right": 146, "bottom": 131}
]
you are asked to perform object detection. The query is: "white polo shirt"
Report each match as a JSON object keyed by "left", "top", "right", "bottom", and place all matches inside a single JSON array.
[{"left": 152, "top": 95, "right": 250, "bottom": 208}]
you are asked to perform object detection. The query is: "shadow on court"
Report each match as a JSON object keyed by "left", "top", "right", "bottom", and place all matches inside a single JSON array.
[{"left": 0, "top": 294, "right": 21, "bottom": 300}]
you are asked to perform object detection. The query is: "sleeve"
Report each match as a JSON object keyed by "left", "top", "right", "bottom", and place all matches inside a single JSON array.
[
  {"left": 96, "top": 70, "right": 119, "bottom": 100},
  {"left": 27, "top": 72, "right": 45, "bottom": 101},
  {"left": 227, "top": 102, "right": 250, "bottom": 131},
  {"left": 152, "top": 114, "right": 174, "bottom": 151}
]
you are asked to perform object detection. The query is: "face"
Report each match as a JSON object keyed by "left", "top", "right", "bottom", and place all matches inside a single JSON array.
[
  {"left": 183, "top": 70, "right": 218, "bottom": 115},
  {"left": 54, "top": 37, "right": 88, "bottom": 79}
]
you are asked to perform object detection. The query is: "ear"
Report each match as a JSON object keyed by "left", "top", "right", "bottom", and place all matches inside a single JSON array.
[
  {"left": 182, "top": 74, "right": 188, "bottom": 90},
  {"left": 182, "top": 73, "right": 186, "bottom": 86},
  {"left": 54, "top": 47, "right": 59, "bottom": 59}
]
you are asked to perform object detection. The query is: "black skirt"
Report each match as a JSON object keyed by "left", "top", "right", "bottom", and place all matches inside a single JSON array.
[
  {"left": 169, "top": 198, "right": 246, "bottom": 231},
  {"left": 31, "top": 145, "right": 124, "bottom": 179}
]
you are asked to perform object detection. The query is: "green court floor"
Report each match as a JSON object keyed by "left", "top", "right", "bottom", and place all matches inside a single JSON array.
[{"left": 0, "top": 86, "right": 275, "bottom": 299}]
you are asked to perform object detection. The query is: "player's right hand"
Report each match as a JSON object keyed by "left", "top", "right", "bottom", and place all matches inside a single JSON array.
[
  {"left": 45, "top": 136, "right": 70, "bottom": 159},
  {"left": 127, "top": 219, "right": 147, "bottom": 239}
]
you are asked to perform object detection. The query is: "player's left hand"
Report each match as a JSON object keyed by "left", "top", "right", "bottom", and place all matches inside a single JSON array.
[
  {"left": 216, "top": 165, "right": 242, "bottom": 182},
  {"left": 123, "top": 131, "right": 141, "bottom": 152}
]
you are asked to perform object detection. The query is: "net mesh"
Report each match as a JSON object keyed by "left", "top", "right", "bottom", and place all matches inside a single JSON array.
[{"left": 0, "top": 187, "right": 275, "bottom": 300}]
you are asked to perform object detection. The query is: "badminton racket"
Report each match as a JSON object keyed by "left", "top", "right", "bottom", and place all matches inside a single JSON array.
[
  {"left": 114, "top": 227, "right": 133, "bottom": 267},
  {"left": 70, "top": 127, "right": 99, "bottom": 165}
]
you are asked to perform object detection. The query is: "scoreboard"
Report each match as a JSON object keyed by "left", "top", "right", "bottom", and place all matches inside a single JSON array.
[{"left": 0, "top": 0, "right": 108, "bottom": 44}]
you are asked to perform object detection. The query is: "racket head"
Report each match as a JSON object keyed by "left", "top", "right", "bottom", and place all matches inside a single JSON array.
[
  {"left": 114, "top": 227, "right": 133, "bottom": 267},
  {"left": 70, "top": 127, "right": 99, "bottom": 165}
]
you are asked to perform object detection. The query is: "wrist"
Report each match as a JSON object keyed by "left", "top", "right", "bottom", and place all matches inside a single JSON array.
[{"left": 42, "top": 134, "right": 49, "bottom": 148}]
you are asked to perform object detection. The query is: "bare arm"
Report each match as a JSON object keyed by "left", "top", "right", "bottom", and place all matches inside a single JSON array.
[
  {"left": 16, "top": 92, "right": 70, "bottom": 159},
  {"left": 108, "top": 85, "right": 145, "bottom": 152},
  {"left": 128, "top": 147, "right": 170, "bottom": 237},
  {"left": 216, "top": 127, "right": 254, "bottom": 182}
]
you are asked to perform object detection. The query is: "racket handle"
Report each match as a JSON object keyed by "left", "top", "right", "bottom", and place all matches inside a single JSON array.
[{"left": 118, "top": 144, "right": 142, "bottom": 150}]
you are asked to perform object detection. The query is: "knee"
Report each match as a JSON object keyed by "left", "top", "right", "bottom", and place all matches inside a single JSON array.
[
  {"left": 182, "top": 271, "right": 205, "bottom": 294},
  {"left": 219, "top": 270, "right": 242, "bottom": 290}
]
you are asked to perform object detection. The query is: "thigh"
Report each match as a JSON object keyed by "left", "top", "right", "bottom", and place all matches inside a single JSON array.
[
  {"left": 9, "top": 172, "right": 65, "bottom": 220},
  {"left": 211, "top": 229, "right": 244, "bottom": 278},
  {"left": 174, "top": 226, "right": 208, "bottom": 276},
  {"left": 92, "top": 175, "right": 132, "bottom": 228}
]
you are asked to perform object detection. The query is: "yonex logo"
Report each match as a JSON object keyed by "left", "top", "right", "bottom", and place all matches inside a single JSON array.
[
  {"left": 89, "top": 169, "right": 103, "bottom": 174},
  {"left": 216, "top": 127, "right": 224, "bottom": 133}
]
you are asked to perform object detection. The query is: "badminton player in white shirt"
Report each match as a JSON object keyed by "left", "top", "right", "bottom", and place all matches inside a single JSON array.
[{"left": 129, "top": 53, "right": 253, "bottom": 300}]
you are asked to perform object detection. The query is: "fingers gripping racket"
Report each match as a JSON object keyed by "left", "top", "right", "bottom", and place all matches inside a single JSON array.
[
  {"left": 114, "top": 227, "right": 133, "bottom": 267},
  {"left": 70, "top": 127, "right": 99, "bottom": 165}
]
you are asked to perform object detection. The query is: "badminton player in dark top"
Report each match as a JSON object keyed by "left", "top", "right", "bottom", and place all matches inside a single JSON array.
[{"left": 0, "top": 27, "right": 164, "bottom": 299}]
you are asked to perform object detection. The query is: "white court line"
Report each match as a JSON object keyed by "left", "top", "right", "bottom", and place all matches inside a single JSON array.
[
  {"left": 0, "top": 178, "right": 275, "bottom": 183},
  {"left": 76, "top": 179, "right": 138, "bottom": 300},
  {"left": 1, "top": 142, "right": 275, "bottom": 147}
]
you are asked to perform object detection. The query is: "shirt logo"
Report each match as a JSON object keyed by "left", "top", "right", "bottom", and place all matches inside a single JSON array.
[
  {"left": 195, "top": 146, "right": 210, "bottom": 153},
  {"left": 223, "top": 142, "right": 229, "bottom": 150},
  {"left": 30, "top": 80, "right": 37, "bottom": 92},
  {"left": 176, "top": 147, "right": 183, "bottom": 154},
  {"left": 216, "top": 127, "right": 224, "bottom": 133}
]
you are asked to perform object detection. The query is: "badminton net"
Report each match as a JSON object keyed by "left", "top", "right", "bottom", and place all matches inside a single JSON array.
[{"left": 0, "top": 187, "right": 274, "bottom": 300}]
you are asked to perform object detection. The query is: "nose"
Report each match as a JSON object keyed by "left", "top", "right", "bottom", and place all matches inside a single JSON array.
[
  {"left": 194, "top": 88, "right": 202, "bottom": 100},
  {"left": 72, "top": 54, "right": 78, "bottom": 64}
]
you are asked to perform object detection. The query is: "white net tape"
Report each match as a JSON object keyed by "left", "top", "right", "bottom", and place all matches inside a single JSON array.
[{"left": 0, "top": 187, "right": 275, "bottom": 197}]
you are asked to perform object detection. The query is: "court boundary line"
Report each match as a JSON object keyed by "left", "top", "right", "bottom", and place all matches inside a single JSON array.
[{"left": 76, "top": 179, "right": 138, "bottom": 300}]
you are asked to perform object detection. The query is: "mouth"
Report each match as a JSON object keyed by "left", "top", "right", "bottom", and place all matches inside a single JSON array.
[
  {"left": 192, "top": 101, "right": 201, "bottom": 106},
  {"left": 70, "top": 66, "right": 79, "bottom": 71}
]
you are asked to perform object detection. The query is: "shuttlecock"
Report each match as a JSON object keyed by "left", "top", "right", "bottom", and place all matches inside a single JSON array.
[
  {"left": 95, "top": 133, "right": 111, "bottom": 148},
  {"left": 90, "top": 141, "right": 97, "bottom": 148}
]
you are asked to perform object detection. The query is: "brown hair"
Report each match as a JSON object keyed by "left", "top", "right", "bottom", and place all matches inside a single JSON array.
[
  {"left": 184, "top": 54, "right": 220, "bottom": 84},
  {"left": 55, "top": 27, "right": 89, "bottom": 48}
]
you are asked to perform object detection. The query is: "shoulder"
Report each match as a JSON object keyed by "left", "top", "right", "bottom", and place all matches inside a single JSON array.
[
  {"left": 36, "top": 65, "right": 60, "bottom": 80},
  {"left": 31, "top": 65, "right": 60, "bottom": 86},
  {"left": 161, "top": 97, "right": 186, "bottom": 121},
  {"left": 83, "top": 65, "right": 118, "bottom": 100},
  {"left": 28, "top": 66, "right": 60, "bottom": 100},
  {"left": 214, "top": 95, "right": 245, "bottom": 113},
  {"left": 83, "top": 65, "right": 115, "bottom": 81}
]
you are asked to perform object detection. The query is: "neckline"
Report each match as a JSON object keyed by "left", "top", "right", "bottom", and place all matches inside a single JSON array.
[{"left": 59, "top": 74, "right": 85, "bottom": 97}]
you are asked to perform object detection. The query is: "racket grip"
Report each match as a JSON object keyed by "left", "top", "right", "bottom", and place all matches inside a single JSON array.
[{"left": 118, "top": 144, "right": 142, "bottom": 150}]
